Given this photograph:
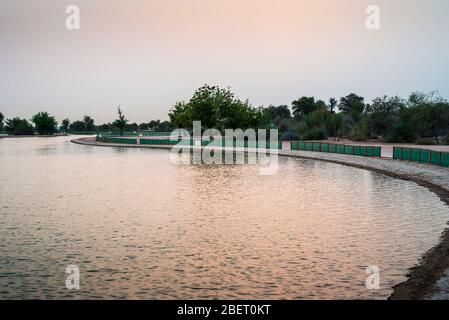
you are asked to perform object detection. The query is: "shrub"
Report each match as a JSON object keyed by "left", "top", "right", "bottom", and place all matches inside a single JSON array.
[
  {"left": 280, "top": 131, "right": 299, "bottom": 141},
  {"left": 302, "top": 128, "right": 326, "bottom": 140},
  {"left": 443, "top": 135, "right": 449, "bottom": 145}
]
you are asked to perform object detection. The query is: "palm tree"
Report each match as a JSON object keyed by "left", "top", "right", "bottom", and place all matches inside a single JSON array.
[{"left": 112, "top": 106, "right": 128, "bottom": 136}]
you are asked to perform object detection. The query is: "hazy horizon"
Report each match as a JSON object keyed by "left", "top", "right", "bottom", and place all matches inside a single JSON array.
[{"left": 1, "top": 0, "right": 449, "bottom": 124}]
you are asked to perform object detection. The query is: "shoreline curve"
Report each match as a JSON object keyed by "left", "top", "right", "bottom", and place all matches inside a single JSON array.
[{"left": 71, "top": 136, "right": 449, "bottom": 300}]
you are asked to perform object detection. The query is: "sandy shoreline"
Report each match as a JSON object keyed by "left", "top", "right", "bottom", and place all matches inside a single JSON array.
[{"left": 71, "top": 136, "right": 449, "bottom": 300}]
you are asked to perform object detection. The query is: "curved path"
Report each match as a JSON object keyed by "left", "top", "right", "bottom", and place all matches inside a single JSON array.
[{"left": 72, "top": 136, "right": 449, "bottom": 300}]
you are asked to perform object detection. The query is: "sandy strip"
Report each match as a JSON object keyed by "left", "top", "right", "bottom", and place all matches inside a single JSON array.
[{"left": 72, "top": 136, "right": 449, "bottom": 300}]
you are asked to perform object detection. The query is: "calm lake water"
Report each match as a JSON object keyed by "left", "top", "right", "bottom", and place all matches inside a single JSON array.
[{"left": 1, "top": 136, "right": 448, "bottom": 299}]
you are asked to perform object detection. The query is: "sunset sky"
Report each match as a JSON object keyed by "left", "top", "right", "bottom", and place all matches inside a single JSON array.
[{"left": 1, "top": 0, "right": 448, "bottom": 123}]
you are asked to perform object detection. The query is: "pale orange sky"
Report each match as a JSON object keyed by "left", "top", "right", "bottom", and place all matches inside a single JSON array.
[{"left": 1, "top": 0, "right": 448, "bottom": 123}]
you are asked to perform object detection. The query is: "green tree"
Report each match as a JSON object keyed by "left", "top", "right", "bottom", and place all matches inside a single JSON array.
[
  {"left": 387, "top": 107, "right": 417, "bottom": 143},
  {"left": 61, "top": 118, "right": 70, "bottom": 132},
  {"left": 292, "top": 97, "right": 319, "bottom": 118},
  {"left": 169, "top": 101, "right": 192, "bottom": 128},
  {"left": 266, "top": 105, "right": 291, "bottom": 121},
  {"left": 339, "top": 93, "right": 366, "bottom": 114},
  {"left": 168, "top": 85, "right": 261, "bottom": 130},
  {"left": 366, "top": 95, "right": 405, "bottom": 138},
  {"left": 301, "top": 107, "right": 332, "bottom": 140},
  {"left": 97, "top": 123, "right": 113, "bottom": 132},
  {"left": 112, "top": 106, "right": 128, "bottom": 136},
  {"left": 83, "top": 115, "right": 95, "bottom": 132},
  {"left": 125, "top": 122, "right": 139, "bottom": 132},
  {"left": 69, "top": 120, "right": 86, "bottom": 132},
  {"left": 409, "top": 91, "right": 449, "bottom": 144},
  {"left": 31, "top": 112, "right": 58, "bottom": 135},
  {"left": 327, "top": 112, "right": 343, "bottom": 138},
  {"left": 5, "top": 117, "right": 34, "bottom": 135},
  {"left": 157, "top": 121, "right": 175, "bottom": 132},
  {"left": 0, "top": 111, "right": 4, "bottom": 131}
]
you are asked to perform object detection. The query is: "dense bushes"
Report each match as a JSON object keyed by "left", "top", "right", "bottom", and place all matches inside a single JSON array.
[{"left": 270, "top": 91, "right": 449, "bottom": 143}]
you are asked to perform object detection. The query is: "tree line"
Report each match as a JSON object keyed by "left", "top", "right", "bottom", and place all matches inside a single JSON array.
[
  {"left": 0, "top": 109, "right": 174, "bottom": 136},
  {"left": 169, "top": 85, "right": 449, "bottom": 145},
  {"left": 1, "top": 85, "right": 448, "bottom": 144}
]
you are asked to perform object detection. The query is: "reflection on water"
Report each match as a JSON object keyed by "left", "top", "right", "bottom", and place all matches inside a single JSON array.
[{"left": 0, "top": 136, "right": 448, "bottom": 299}]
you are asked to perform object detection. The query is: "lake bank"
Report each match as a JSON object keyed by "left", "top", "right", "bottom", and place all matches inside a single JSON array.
[{"left": 71, "top": 136, "right": 449, "bottom": 300}]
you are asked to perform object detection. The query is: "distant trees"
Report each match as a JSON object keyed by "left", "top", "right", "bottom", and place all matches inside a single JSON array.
[
  {"left": 2, "top": 88, "right": 448, "bottom": 144},
  {"left": 328, "top": 98, "right": 338, "bottom": 113},
  {"left": 61, "top": 118, "right": 70, "bottom": 132},
  {"left": 292, "top": 97, "right": 321, "bottom": 118},
  {"left": 166, "top": 86, "right": 448, "bottom": 144},
  {"left": 0, "top": 111, "right": 4, "bottom": 131},
  {"left": 31, "top": 112, "right": 58, "bottom": 135},
  {"left": 365, "top": 96, "right": 405, "bottom": 139},
  {"left": 67, "top": 115, "right": 95, "bottom": 132},
  {"left": 409, "top": 92, "right": 449, "bottom": 144},
  {"left": 96, "top": 123, "right": 113, "bottom": 132},
  {"left": 69, "top": 120, "right": 86, "bottom": 132},
  {"left": 112, "top": 106, "right": 128, "bottom": 136},
  {"left": 83, "top": 116, "right": 95, "bottom": 132},
  {"left": 266, "top": 105, "right": 291, "bottom": 120},
  {"left": 338, "top": 93, "right": 366, "bottom": 114},
  {"left": 150, "top": 120, "right": 174, "bottom": 132},
  {"left": 125, "top": 122, "right": 139, "bottom": 132},
  {"left": 4, "top": 117, "right": 34, "bottom": 135}
]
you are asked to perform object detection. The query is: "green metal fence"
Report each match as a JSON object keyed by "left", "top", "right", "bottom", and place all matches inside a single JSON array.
[
  {"left": 202, "top": 139, "right": 282, "bottom": 149},
  {"left": 393, "top": 147, "right": 449, "bottom": 168},
  {"left": 96, "top": 135, "right": 387, "bottom": 157},
  {"left": 96, "top": 136, "right": 138, "bottom": 144},
  {"left": 96, "top": 135, "right": 282, "bottom": 149},
  {"left": 98, "top": 131, "right": 176, "bottom": 137},
  {"left": 291, "top": 141, "right": 382, "bottom": 157}
]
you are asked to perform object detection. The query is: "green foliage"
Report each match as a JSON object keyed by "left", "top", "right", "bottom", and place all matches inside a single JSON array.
[
  {"left": 0, "top": 111, "right": 4, "bottom": 131},
  {"left": 385, "top": 106, "right": 417, "bottom": 143},
  {"left": 292, "top": 97, "right": 322, "bottom": 118},
  {"left": 31, "top": 112, "right": 58, "bottom": 135},
  {"left": 327, "top": 113, "right": 343, "bottom": 138},
  {"left": 266, "top": 105, "right": 291, "bottom": 121},
  {"left": 138, "top": 120, "right": 175, "bottom": 131},
  {"left": 166, "top": 87, "right": 447, "bottom": 143},
  {"left": 339, "top": 93, "right": 366, "bottom": 114},
  {"left": 97, "top": 123, "right": 113, "bottom": 132},
  {"left": 365, "top": 95, "right": 405, "bottom": 138},
  {"left": 61, "top": 118, "right": 70, "bottom": 132},
  {"left": 5, "top": 117, "right": 34, "bottom": 135},
  {"left": 349, "top": 119, "right": 369, "bottom": 141},
  {"left": 112, "top": 106, "right": 129, "bottom": 136},
  {"left": 302, "top": 128, "right": 326, "bottom": 140},
  {"left": 67, "top": 116, "right": 97, "bottom": 133},
  {"left": 168, "top": 85, "right": 263, "bottom": 130},
  {"left": 69, "top": 120, "right": 86, "bottom": 132},
  {"left": 409, "top": 91, "right": 449, "bottom": 144},
  {"left": 83, "top": 116, "right": 95, "bottom": 132},
  {"left": 280, "top": 131, "right": 299, "bottom": 141}
]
